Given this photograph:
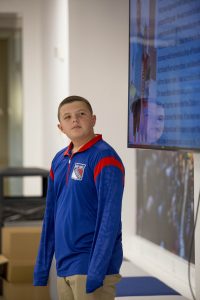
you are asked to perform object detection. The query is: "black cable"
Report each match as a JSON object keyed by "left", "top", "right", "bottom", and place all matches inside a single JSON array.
[{"left": 188, "top": 187, "right": 200, "bottom": 300}]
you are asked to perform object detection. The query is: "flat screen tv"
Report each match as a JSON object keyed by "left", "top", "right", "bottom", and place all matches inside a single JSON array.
[{"left": 128, "top": 0, "right": 200, "bottom": 151}]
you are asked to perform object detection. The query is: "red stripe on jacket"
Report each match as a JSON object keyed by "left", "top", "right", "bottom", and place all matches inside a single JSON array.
[
  {"left": 94, "top": 156, "right": 124, "bottom": 182},
  {"left": 50, "top": 168, "right": 54, "bottom": 180}
]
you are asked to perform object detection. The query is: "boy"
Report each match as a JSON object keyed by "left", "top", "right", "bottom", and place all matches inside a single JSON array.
[{"left": 34, "top": 95, "right": 125, "bottom": 300}]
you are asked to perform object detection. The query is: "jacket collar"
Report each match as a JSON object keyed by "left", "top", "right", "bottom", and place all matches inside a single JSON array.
[{"left": 64, "top": 134, "right": 102, "bottom": 156}]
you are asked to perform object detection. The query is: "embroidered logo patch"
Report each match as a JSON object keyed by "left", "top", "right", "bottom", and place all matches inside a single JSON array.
[{"left": 71, "top": 163, "right": 86, "bottom": 180}]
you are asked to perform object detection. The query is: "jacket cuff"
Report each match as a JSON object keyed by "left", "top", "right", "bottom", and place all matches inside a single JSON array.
[
  {"left": 86, "top": 276, "right": 103, "bottom": 293},
  {"left": 33, "top": 274, "right": 48, "bottom": 286}
]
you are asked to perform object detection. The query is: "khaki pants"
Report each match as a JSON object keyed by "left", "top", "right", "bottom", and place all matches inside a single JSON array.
[{"left": 57, "top": 274, "right": 121, "bottom": 300}]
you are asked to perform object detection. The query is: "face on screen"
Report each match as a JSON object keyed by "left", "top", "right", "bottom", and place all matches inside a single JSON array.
[
  {"left": 145, "top": 102, "right": 165, "bottom": 143},
  {"left": 130, "top": 99, "right": 165, "bottom": 145}
]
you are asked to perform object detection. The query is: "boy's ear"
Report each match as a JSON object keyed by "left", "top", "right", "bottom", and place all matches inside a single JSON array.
[
  {"left": 92, "top": 115, "right": 96, "bottom": 127},
  {"left": 58, "top": 123, "right": 63, "bottom": 132}
]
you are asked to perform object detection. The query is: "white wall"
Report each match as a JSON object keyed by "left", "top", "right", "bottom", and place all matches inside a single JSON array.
[
  {"left": 194, "top": 154, "right": 200, "bottom": 299},
  {"left": 68, "top": 0, "right": 200, "bottom": 299}
]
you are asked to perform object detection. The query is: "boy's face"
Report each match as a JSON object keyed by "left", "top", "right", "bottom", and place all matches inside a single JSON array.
[{"left": 58, "top": 101, "right": 96, "bottom": 144}]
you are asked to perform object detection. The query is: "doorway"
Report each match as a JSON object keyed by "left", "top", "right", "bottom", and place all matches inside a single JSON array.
[{"left": 0, "top": 13, "right": 23, "bottom": 195}]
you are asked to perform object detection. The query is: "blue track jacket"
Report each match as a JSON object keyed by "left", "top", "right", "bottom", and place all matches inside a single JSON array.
[{"left": 33, "top": 135, "right": 125, "bottom": 293}]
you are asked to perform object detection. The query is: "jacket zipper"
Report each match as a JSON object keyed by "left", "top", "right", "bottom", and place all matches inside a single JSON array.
[{"left": 66, "top": 158, "right": 71, "bottom": 185}]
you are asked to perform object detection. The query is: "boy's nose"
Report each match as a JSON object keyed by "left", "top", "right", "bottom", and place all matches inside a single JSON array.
[{"left": 72, "top": 115, "right": 79, "bottom": 122}]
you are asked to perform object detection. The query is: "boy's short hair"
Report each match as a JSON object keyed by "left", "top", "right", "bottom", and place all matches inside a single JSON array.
[{"left": 58, "top": 95, "right": 93, "bottom": 121}]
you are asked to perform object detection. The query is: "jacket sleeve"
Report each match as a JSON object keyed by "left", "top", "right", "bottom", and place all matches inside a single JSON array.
[
  {"left": 33, "top": 168, "right": 55, "bottom": 286},
  {"left": 86, "top": 152, "right": 125, "bottom": 293}
]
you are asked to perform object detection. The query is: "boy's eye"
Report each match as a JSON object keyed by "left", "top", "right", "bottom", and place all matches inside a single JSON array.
[
  {"left": 78, "top": 112, "right": 87, "bottom": 117},
  {"left": 64, "top": 115, "right": 71, "bottom": 120}
]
